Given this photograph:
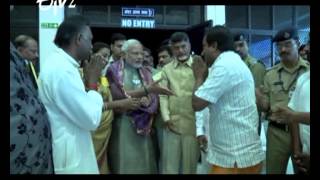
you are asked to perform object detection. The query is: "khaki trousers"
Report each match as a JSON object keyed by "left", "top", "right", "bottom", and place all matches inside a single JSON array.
[
  {"left": 161, "top": 129, "right": 200, "bottom": 174},
  {"left": 266, "top": 125, "right": 292, "bottom": 174}
]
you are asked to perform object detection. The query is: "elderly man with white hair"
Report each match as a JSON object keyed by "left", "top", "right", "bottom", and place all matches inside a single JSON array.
[{"left": 106, "top": 39, "right": 174, "bottom": 174}]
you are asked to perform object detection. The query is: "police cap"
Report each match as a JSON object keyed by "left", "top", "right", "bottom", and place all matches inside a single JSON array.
[
  {"left": 272, "top": 27, "right": 298, "bottom": 43},
  {"left": 233, "top": 33, "right": 248, "bottom": 42}
]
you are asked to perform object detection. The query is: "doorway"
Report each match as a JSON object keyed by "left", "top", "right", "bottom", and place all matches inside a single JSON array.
[
  {"left": 91, "top": 20, "right": 212, "bottom": 67},
  {"left": 91, "top": 27, "right": 176, "bottom": 66}
]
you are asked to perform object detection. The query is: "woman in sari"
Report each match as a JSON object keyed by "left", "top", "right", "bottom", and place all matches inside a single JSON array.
[{"left": 80, "top": 42, "right": 141, "bottom": 174}]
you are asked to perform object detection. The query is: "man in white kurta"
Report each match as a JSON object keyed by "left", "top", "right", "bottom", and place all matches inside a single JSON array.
[
  {"left": 38, "top": 15, "right": 104, "bottom": 174},
  {"left": 288, "top": 71, "right": 310, "bottom": 155},
  {"left": 39, "top": 45, "right": 103, "bottom": 174}
]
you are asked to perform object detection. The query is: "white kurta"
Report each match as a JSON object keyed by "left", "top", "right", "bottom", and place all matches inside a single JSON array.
[
  {"left": 288, "top": 71, "right": 310, "bottom": 154},
  {"left": 38, "top": 45, "right": 103, "bottom": 174}
]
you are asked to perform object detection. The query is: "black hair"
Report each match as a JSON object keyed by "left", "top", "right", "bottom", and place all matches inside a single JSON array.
[
  {"left": 170, "top": 32, "right": 189, "bottom": 44},
  {"left": 233, "top": 32, "right": 249, "bottom": 42},
  {"left": 298, "top": 44, "right": 306, "bottom": 52},
  {"left": 110, "top": 33, "right": 127, "bottom": 44},
  {"left": 143, "top": 47, "right": 151, "bottom": 54},
  {"left": 92, "top": 42, "right": 110, "bottom": 54},
  {"left": 205, "top": 25, "right": 234, "bottom": 52},
  {"left": 160, "top": 39, "right": 170, "bottom": 46},
  {"left": 157, "top": 45, "right": 172, "bottom": 56},
  {"left": 54, "top": 15, "right": 90, "bottom": 48}
]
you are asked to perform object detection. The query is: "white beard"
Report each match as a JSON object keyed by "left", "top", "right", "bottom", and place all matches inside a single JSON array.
[{"left": 128, "top": 62, "right": 143, "bottom": 69}]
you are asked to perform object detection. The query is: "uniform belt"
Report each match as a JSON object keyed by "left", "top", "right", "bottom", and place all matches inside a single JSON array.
[{"left": 269, "top": 121, "right": 289, "bottom": 132}]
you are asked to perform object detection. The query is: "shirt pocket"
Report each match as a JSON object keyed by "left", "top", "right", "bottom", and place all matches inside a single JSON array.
[{"left": 53, "top": 133, "right": 80, "bottom": 173}]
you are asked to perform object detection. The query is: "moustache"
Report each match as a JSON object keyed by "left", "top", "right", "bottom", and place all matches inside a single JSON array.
[
  {"left": 177, "top": 54, "right": 187, "bottom": 57},
  {"left": 280, "top": 52, "right": 289, "bottom": 56}
]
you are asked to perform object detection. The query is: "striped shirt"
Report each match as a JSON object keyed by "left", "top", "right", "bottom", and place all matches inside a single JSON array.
[
  {"left": 195, "top": 51, "right": 265, "bottom": 168},
  {"left": 196, "top": 107, "right": 209, "bottom": 137}
]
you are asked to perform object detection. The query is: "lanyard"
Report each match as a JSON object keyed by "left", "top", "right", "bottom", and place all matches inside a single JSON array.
[
  {"left": 277, "top": 67, "right": 303, "bottom": 92},
  {"left": 29, "top": 62, "right": 38, "bottom": 86}
]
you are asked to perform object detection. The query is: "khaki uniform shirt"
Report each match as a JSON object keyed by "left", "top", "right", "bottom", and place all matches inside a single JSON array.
[
  {"left": 244, "top": 55, "right": 266, "bottom": 87},
  {"left": 263, "top": 57, "right": 310, "bottom": 114}
]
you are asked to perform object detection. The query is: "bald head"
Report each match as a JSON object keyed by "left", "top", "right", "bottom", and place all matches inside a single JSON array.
[{"left": 15, "top": 35, "right": 39, "bottom": 63}]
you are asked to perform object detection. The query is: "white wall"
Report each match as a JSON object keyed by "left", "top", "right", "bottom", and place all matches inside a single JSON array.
[
  {"left": 39, "top": 7, "right": 64, "bottom": 70},
  {"left": 205, "top": 5, "right": 225, "bottom": 26}
]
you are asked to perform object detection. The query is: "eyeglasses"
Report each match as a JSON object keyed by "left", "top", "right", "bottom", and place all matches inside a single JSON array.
[{"left": 276, "top": 40, "right": 296, "bottom": 51}]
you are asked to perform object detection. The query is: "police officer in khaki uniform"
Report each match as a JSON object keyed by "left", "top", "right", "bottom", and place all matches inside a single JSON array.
[
  {"left": 233, "top": 33, "right": 266, "bottom": 87},
  {"left": 256, "top": 27, "right": 310, "bottom": 174},
  {"left": 234, "top": 33, "right": 266, "bottom": 135}
]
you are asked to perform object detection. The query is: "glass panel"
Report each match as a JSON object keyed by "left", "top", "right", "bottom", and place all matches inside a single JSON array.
[
  {"left": 10, "top": 6, "right": 38, "bottom": 41},
  {"left": 82, "top": 6, "right": 108, "bottom": 24},
  {"left": 189, "top": 6, "right": 202, "bottom": 25},
  {"left": 166, "top": 6, "right": 188, "bottom": 25},
  {"left": 138, "top": 6, "right": 163, "bottom": 25},
  {"left": 298, "top": 29, "right": 310, "bottom": 45},
  {"left": 297, "top": 5, "right": 310, "bottom": 17},
  {"left": 110, "top": 6, "right": 122, "bottom": 24},
  {"left": 226, "top": 5, "right": 248, "bottom": 28},
  {"left": 297, "top": 18, "right": 310, "bottom": 29},
  {"left": 274, "top": 5, "right": 293, "bottom": 30},
  {"left": 296, "top": 6, "right": 310, "bottom": 31},
  {"left": 251, "top": 6, "right": 272, "bottom": 29},
  {"left": 273, "top": 44, "right": 281, "bottom": 66},
  {"left": 250, "top": 35, "right": 272, "bottom": 68},
  {"left": 65, "top": 6, "right": 81, "bottom": 17},
  {"left": 10, "top": 5, "right": 38, "bottom": 25}
]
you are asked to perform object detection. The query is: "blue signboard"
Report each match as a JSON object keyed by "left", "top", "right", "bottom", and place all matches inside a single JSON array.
[{"left": 122, "top": 7, "right": 155, "bottom": 17}]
